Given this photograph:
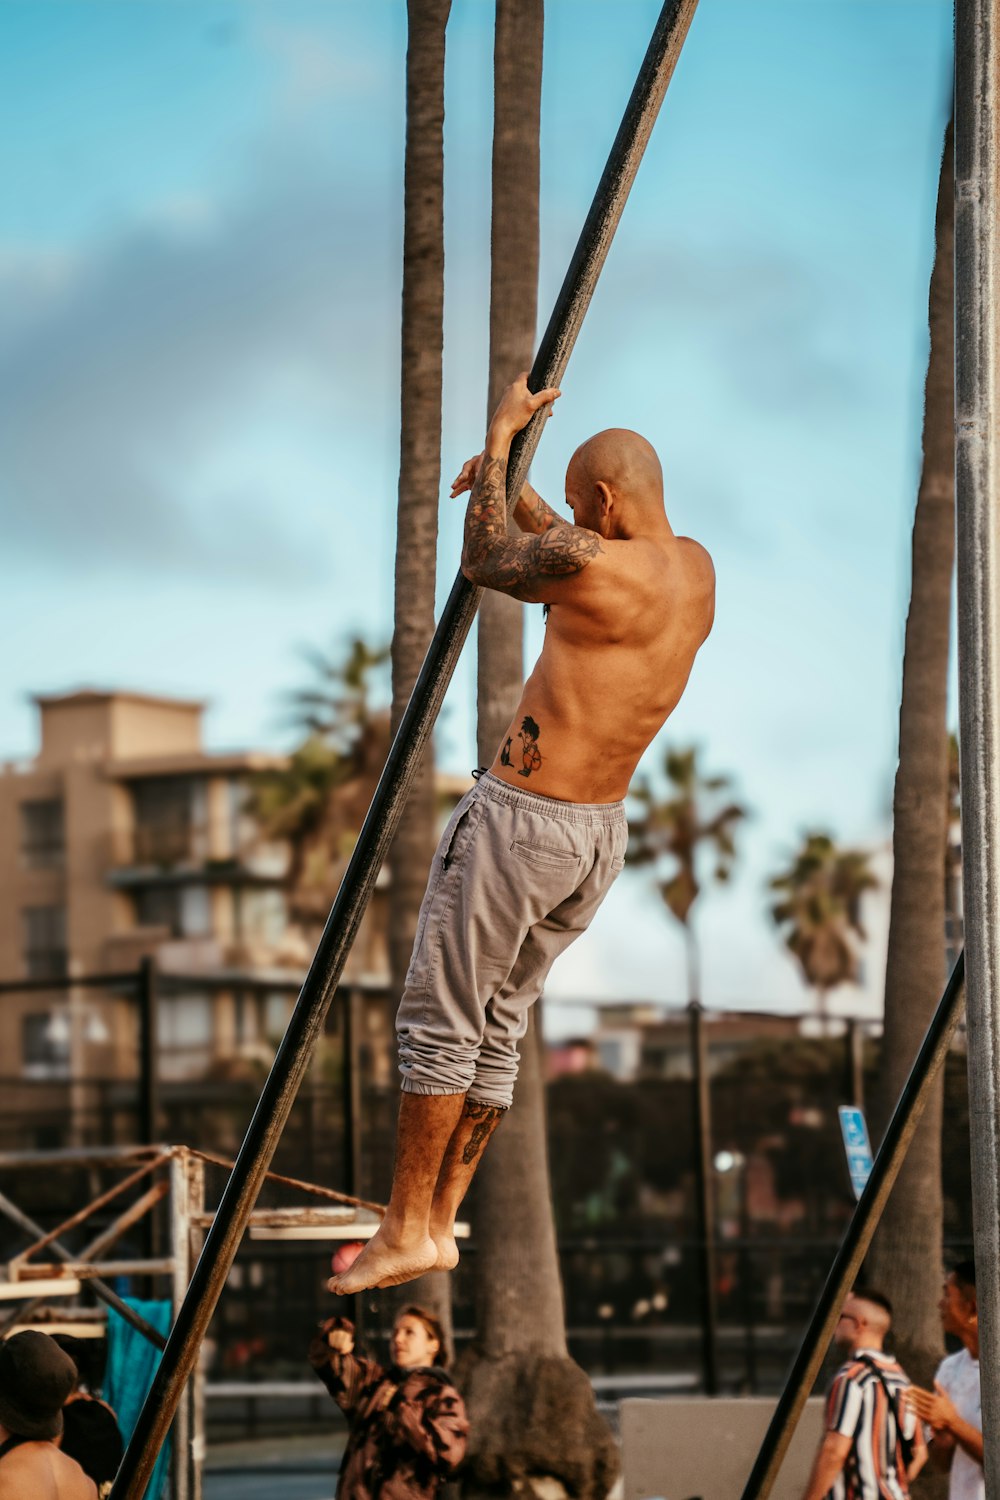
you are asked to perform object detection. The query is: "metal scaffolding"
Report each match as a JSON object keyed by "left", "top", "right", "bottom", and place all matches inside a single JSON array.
[{"left": 0, "top": 1143, "right": 386, "bottom": 1500}]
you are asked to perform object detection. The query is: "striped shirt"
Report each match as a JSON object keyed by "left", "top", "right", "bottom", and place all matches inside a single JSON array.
[{"left": 824, "top": 1349, "right": 917, "bottom": 1500}]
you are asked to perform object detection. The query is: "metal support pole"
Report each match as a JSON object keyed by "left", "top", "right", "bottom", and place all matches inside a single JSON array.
[
  {"left": 110, "top": 5, "right": 700, "bottom": 1493},
  {"left": 342, "top": 985, "right": 365, "bottom": 1340},
  {"left": 955, "top": 4, "right": 1000, "bottom": 1493},
  {"left": 739, "top": 953, "right": 966, "bottom": 1500},
  {"left": 138, "top": 957, "right": 159, "bottom": 1147},
  {"left": 689, "top": 1000, "right": 719, "bottom": 1394},
  {"left": 170, "top": 1151, "right": 192, "bottom": 1500},
  {"left": 343, "top": 988, "right": 363, "bottom": 1199},
  {"left": 845, "top": 1018, "right": 864, "bottom": 1111},
  {"left": 139, "top": 958, "right": 162, "bottom": 1281},
  {"left": 188, "top": 1157, "right": 205, "bottom": 1500}
]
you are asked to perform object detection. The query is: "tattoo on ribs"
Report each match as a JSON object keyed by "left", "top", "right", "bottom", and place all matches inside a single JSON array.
[
  {"left": 500, "top": 715, "right": 543, "bottom": 777},
  {"left": 464, "top": 453, "right": 603, "bottom": 591},
  {"left": 461, "top": 1100, "right": 506, "bottom": 1165}
]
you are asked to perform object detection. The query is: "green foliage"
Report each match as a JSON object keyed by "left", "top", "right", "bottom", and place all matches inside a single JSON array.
[
  {"left": 284, "top": 637, "right": 390, "bottom": 753},
  {"left": 769, "top": 832, "right": 878, "bottom": 1001},
  {"left": 247, "top": 635, "right": 390, "bottom": 905}
]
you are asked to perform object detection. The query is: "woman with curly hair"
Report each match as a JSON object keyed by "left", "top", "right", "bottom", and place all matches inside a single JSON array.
[{"left": 308, "top": 1305, "right": 468, "bottom": 1500}]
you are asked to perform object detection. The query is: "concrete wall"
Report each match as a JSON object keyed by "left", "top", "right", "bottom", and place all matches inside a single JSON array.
[{"left": 621, "top": 1396, "right": 825, "bottom": 1500}]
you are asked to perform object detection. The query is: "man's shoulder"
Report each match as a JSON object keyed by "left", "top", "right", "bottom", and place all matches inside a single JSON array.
[
  {"left": 831, "top": 1355, "right": 871, "bottom": 1389},
  {"left": 677, "top": 534, "right": 714, "bottom": 569},
  {"left": 937, "top": 1347, "right": 974, "bottom": 1386},
  {"left": 602, "top": 533, "right": 714, "bottom": 597}
]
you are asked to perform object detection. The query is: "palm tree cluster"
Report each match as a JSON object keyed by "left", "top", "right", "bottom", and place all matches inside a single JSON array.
[
  {"left": 625, "top": 745, "right": 882, "bottom": 1023},
  {"left": 627, "top": 746, "right": 746, "bottom": 1005},
  {"left": 248, "top": 637, "right": 390, "bottom": 924},
  {"left": 769, "top": 833, "right": 878, "bottom": 1026}
]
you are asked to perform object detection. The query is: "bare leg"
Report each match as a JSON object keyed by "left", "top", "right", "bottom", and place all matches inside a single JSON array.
[
  {"left": 327, "top": 1091, "right": 466, "bottom": 1294},
  {"left": 429, "top": 1100, "right": 507, "bottom": 1270}
]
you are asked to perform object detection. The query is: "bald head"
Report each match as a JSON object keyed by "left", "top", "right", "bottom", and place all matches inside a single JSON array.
[{"left": 569, "top": 428, "right": 663, "bottom": 505}]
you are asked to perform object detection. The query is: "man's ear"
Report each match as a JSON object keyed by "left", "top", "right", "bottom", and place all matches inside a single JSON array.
[{"left": 596, "top": 480, "right": 614, "bottom": 519}]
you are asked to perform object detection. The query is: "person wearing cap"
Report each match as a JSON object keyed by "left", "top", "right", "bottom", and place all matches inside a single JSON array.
[{"left": 0, "top": 1330, "right": 97, "bottom": 1498}]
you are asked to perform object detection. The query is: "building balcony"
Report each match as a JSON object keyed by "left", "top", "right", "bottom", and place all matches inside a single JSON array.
[{"left": 105, "top": 820, "right": 290, "bottom": 885}]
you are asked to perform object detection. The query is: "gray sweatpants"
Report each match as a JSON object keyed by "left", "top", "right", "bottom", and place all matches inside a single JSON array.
[{"left": 396, "top": 770, "right": 627, "bottom": 1108}]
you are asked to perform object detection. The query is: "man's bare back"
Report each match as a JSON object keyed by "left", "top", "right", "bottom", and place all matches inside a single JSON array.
[
  {"left": 454, "top": 382, "right": 715, "bottom": 802},
  {"left": 0, "top": 1441, "right": 97, "bottom": 1499}
]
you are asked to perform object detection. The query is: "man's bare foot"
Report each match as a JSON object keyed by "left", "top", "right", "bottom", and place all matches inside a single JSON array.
[
  {"left": 431, "top": 1229, "right": 460, "bottom": 1273},
  {"left": 326, "top": 1226, "right": 439, "bottom": 1294}
]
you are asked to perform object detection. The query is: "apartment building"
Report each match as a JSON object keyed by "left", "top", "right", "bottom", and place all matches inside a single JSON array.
[{"left": 0, "top": 689, "right": 398, "bottom": 1100}]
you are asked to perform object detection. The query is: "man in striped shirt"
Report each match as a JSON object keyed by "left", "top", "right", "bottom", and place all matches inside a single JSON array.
[{"left": 801, "top": 1288, "right": 927, "bottom": 1500}]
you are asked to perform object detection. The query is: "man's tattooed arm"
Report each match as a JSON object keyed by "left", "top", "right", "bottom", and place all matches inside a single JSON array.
[
  {"left": 462, "top": 452, "right": 603, "bottom": 599},
  {"left": 514, "top": 480, "right": 560, "bottom": 536}
]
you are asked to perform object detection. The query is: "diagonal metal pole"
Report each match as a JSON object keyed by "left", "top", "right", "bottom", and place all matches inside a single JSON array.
[
  {"left": 738, "top": 952, "right": 966, "bottom": 1500},
  {"left": 955, "top": 2, "right": 1000, "bottom": 1492},
  {"left": 0, "top": 1189, "right": 167, "bottom": 1350},
  {"left": 110, "top": 3, "right": 699, "bottom": 1494}
]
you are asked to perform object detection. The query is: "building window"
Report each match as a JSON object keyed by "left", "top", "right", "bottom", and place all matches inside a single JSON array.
[
  {"left": 131, "top": 778, "right": 207, "bottom": 864},
  {"left": 134, "top": 885, "right": 212, "bottom": 939},
  {"left": 20, "top": 799, "right": 65, "bottom": 869},
  {"left": 239, "top": 889, "right": 287, "bottom": 946},
  {"left": 158, "top": 993, "right": 213, "bottom": 1052},
  {"left": 23, "top": 905, "right": 68, "bottom": 979},
  {"left": 22, "top": 1012, "right": 70, "bottom": 1078},
  {"left": 263, "top": 992, "right": 293, "bottom": 1042}
]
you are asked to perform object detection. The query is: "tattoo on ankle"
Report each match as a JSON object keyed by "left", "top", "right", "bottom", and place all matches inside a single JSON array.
[{"left": 461, "top": 1101, "right": 506, "bottom": 1164}]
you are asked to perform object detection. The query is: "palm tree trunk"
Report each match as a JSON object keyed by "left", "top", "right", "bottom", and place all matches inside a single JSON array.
[
  {"left": 475, "top": 0, "right": 540, "bottom": 768},
  {"left": 459, "top": 6, "right": 616, "bottom": 1497},
  {"left": 388, "top": 0, "right": 452, "bottom": 1327},
  {"left": 459, "top": 1013, "right": 618, "bottom": 1500},
  {"left": 684, "top": 920, "right": 701, "bottom": 1006},
  {"left": 867, "top": 119, "right": 954, "bottom": 1398}
]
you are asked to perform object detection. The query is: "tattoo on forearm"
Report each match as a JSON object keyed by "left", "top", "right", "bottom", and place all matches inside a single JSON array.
[
  {"left": 518, "top": 486, "right": 559, "bottom": 533},
  {"left": 461, "top": 1100, "right": 506, "bottom": 1164},
  {"left": 463, "top": 453, "right": 603, "bottom": 593},
  {"left": 500, "top": 715, "right": 543, "bottom": 777}
]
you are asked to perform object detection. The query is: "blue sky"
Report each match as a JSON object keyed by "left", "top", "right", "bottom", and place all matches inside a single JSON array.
[{"left": 0, "top": 1, "right": 954, "bottom": 1028}]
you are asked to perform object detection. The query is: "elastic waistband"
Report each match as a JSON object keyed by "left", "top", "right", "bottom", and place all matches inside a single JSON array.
[{"left": 476, "top": 770, "right": 626, "bottom": 826}]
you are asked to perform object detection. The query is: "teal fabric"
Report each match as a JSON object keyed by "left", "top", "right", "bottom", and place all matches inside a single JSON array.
[{"left": 104, "top": 1298, "right": 173, "bottom": 1500}]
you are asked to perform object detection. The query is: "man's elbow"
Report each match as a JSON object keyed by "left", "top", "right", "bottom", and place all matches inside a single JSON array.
[{"left": 461, "top": 552, "right": 491, "bottom": 587}]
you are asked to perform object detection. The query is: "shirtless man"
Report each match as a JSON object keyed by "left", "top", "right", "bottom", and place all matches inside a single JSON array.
[
  {"left": 0, "top": 1331, "right": 97, "bottom": 1500},
  {"left": 329, "top": 373, "right": 714, "bottom": 1295}
]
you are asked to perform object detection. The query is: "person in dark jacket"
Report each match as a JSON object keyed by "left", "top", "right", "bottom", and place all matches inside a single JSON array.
[{"left": 308, "top": 1305, "right": 468, "bottom": 1500}]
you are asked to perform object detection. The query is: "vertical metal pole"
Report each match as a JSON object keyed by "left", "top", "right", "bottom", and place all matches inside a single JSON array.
[
  {"left": 170, "top": 1151, "right": 191, "bottom": 1500},
  {"left": 342, "top": 985, "right": 365, "bottom": 1340},
  {"left": 188, "top": 1156, "right": 205, "bottom": 1500},
  {"left": 140, "top": 958, "right": 161, "bottom": 1281},
  {"left": 343, "top": 988, "right": 363, "bottom": 1198},
  {"left": 689, "top": 1001, "right": 719, "bottom": 1394},
  {"left": 139, "top": 957, "right": 159, "bottom": 1147},
  {"left": 68, "top": 960, "right": 87, "bottom": 1149},
  {"left": 846, "top": 1018, "right": 864, "bottom": 1111},
  {"left": 955, "top": 5, "right": 1000, "bottom": 1492},
  {"left": 738, "top": 1163, "right": 757, "bottom": 1393},
  {"left": 109, "top": 6, "right": 701, "bottom": 1492}
]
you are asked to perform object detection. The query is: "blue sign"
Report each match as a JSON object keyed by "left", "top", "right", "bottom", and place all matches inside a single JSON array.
[{"left": 838, "top": 1106, "right": 874, "bottom": 1200}]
